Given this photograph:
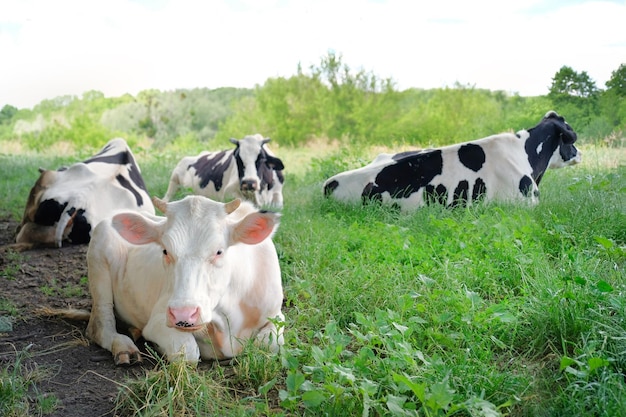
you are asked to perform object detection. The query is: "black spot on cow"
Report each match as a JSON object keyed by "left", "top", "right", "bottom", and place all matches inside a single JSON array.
[
  {"left": 66, "top": 208, "right": 91, "bottom": 244},
  {"left": 324, "top": 179, "right": 339, "bottom": 197},
  {"left": 361, "top": 182, "right": 382, "bottom": 203},
  {"left": 424, "top": 184, "right": 448, "bottom": 206},
  {"left": 125, "top": 151, "right": 149, "bottom": 192},
  {"left": 256, "top": 151, "right": 284, "bottom": 191},
  {"left": 116, "top": 174, "right": 144, "bottom": 207},
  {"left": 262, "top": 154, "right": 285, "bottom": 190},
  {"left": 458, "top": 144, "right": 486, "bottom": 172},
  {"left": 85, "top": 150, "right": 130, "bottom": 166},
  {"left": 34, "top": 199, "right": 67, "bottom": 225},
  {"left": 86, "top": 151, "right": 149, "bottom": 193},
  {"left": 451, "top": 180, "right": 470, "bottom": 207},
  {"left": 472, "top": 178, "right": 487, "bottom": 202},
  {"left": 191, "top": 151, "right": 233, "bottom": 190},
  {"left": 518, "top": 175, "right": 534, "bottom": 197},
  {"left": 367, "top": 150, "right": 444, "bottom": 200}
]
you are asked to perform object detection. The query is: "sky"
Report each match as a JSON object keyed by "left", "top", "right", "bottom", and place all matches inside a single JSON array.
[{"left": 1, "top": 0, "right": 625, "bottom": 110}]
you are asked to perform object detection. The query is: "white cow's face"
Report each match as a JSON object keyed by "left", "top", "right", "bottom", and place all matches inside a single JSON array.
[{"left": 111, "top": 196, "right": 279, "bottom": 332}]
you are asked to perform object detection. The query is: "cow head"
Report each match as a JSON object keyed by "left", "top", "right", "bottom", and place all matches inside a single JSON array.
[
  {"left": 110, "top": 196, "right": 280, "bottom": 332},
  {"left": 230, "top": 135, "right": 284, "bottom": 201},
  {"left": 524, "top": 111, "right": 582, "bottom": 184}
]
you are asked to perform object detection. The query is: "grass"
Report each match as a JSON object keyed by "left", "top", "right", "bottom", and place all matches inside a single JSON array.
[
  {"left": 0, "top": 345, "right": 59, "bottom": 417},
  {"left": 1, "top": 142, "right": 625, "bottom": 416}
]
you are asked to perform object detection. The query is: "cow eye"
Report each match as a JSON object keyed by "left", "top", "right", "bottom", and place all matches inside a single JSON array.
[
  {"left": 163, "top": 249, "right": 168, "bottom": 256},
  {"left": 216, "top": 249, "right": 223, "bottom": 256}
]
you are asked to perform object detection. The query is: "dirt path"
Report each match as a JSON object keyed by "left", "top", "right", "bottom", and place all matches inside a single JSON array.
[{"left": 0, "top": 219, "right": 147, "bottom": 417}]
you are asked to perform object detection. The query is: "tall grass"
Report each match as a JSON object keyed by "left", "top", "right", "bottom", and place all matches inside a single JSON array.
[{"left": 1, "top": 143, "right": 624, "bottom": 416}]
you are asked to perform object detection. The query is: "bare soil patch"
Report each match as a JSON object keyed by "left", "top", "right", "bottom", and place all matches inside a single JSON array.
[{"left": 0, "top": 219, "right": 150, "bottom": 417}]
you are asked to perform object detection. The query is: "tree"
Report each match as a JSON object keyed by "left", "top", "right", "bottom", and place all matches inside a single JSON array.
[
  {"left": 548, "top": 66, "right": 599, "bottom": 128},
  {"left": 0, "top": 104, "right": 18, "bottom": 124},
  {"left": 600, "top": 63, "right": 626, "bottom": 128},
  {"left": 605, "top": 63, "right": 626, "bottom": 97},
  {"left": 549, "top": 66, "right": 598, "bottom": 99}
]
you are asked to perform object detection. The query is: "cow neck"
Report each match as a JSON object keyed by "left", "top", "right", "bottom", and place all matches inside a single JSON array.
[{"left": 523, "top": 124, "right": 558, "bottom": 185}]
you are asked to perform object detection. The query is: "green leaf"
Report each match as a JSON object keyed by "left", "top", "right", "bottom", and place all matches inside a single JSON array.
[
  {"left": 587, "top": 357, "right": 610, "bottom": 372},
  {"left": 560, "top": 356, "right": 577, "bottom": 371},
  {"left": 386, "top": 394, "right": 413, "bottom": 416},
  {"left": 428, "top": 381, "right": 455, "bottom": 410},
  {"left": 286, "top": 371, "right": 305, "bottom": 393},
  {"left": 392, "top": 373, "right": 426, "bottom": 402},
  {"left": 595, "top": 280, "right": 614, "bottom": 293},
  {"left": 258, "top": 378, "right": 277, "bottom": 396},
  {"left": 392, "top": 322, "right": 409, "bottom": 334},
  {"left": 594, "top": 236, "right": 615, "bottom": 249},
  {"left": 302, "top": 390, "right": 326, "bottom": 407}
]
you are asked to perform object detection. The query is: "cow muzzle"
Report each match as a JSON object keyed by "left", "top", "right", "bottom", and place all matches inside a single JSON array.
[
  {"left": 240, "top": 179, "right": 258, "bottom": 192},
  {"left": 167, "top": 306, "right": 203, "bottom": 332}
]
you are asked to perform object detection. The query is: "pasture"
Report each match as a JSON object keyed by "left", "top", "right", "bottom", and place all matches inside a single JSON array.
[{"left": 1, "top": 142, "right": 625, "bottom": 416}]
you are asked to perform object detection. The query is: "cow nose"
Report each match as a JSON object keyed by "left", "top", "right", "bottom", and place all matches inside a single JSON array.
[
  {"left": 167, "top": 306, "right": 201, "bottom": 328},
  {"left": 240, "top": 179, "right": 258, "bottom": 192}
]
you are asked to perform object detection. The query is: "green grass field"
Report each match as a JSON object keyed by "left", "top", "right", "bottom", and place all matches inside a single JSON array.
[{"left": 1, "top": 143, "right": 625, "bottom": 416}]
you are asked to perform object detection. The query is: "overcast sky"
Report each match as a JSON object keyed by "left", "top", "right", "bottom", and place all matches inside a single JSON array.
[{"left": 1, "top": 0, "right": 625, "bottom": 110}]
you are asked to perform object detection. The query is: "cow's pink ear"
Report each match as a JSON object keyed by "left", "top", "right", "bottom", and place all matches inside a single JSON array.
[
  {"left": 232, "top": 212, "right": 279, "bottom": 245},
  {"left": 112, "top": 213, "right": 160, "bottom": 245}
]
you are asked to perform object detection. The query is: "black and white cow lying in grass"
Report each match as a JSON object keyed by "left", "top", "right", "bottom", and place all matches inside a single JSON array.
[
  {"left": 14, "top": 138, "right": 154, "bottom": 250},
  {"left": 323, "top": 111, "right": 581, "bottom": 211}
]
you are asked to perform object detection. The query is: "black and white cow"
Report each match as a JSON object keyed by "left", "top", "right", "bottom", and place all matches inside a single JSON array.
[
  {"left": 163, "top": 134, "right": 285, "bottom": 208},
  {"left": 14, "top": 138, "right": 154, "bottom": 250},
  {"left": 323, "top": 111, "right": 581, "bottom": 211}
]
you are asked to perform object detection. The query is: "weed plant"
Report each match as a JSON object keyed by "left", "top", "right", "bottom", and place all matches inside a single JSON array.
[{"left": 0, "top": 346, "right": 59, "bottom": 416}]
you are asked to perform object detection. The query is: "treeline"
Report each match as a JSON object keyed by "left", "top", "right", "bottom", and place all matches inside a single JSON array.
[{"left": 1, "top": 52, "right": 624, "bottom": 152}]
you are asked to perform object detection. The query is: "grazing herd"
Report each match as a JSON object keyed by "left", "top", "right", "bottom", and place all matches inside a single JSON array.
[{"left": 9, "top": 111, "right": 581, "bottom": 365}]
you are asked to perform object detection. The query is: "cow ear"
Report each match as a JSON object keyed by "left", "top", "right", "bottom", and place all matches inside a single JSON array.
[
  {"left": 152, "top": 197, "right": 167, "bottom": 214},
  {"left": 559, "top": 125, "right": 577, "bottom": 144},
  {"left": 265, "top": 155, "right": 284, "bottom": 171},
  {"left": 112, "top": 213, "right": 161, "bottom": 245},
  {"left": 230, "top": 211, "right": 280, "bottom": 245},
  {"left": 224, "top": 198, "right": 241, "bottom": 214},
  {"left": 229, "top": 138, "right": 239, "bottom": 145},
  {"left": 553, "top": 120, "right": 577, "bottom": 144}
]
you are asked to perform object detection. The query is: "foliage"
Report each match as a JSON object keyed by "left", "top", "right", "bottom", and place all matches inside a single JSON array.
[
  {"left": 599, "top": 63, "right": 626, "bottom": 131},
  {"left": 2, "top": 56, "right": 625, "bottom": 152},
  {"left": 0, "top": 346, "right": 59, "bottom": 416},
  {"left": 548, "top": 65, "right": 600, "bottom": 129},
  {"left": 605, "top": 63, "right": 626, "bottom": 96},
  {"left": 217, "top": 51, "right": 401, "bottom": 146},
  {"left": 0, "top": 104, "right": 18, "bottom": 125}
]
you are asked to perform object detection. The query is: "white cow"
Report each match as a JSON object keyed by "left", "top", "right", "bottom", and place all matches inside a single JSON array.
[
  {"left": 163, "top": 134, "right": 285, "bottom": 208},
  {"left": 85, "top": 195, "right": 284, "bottom": 365}
]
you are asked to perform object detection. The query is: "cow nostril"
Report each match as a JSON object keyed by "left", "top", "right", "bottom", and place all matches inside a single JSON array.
[
  {"left": 241, "top": 180, "right": 258, "bottom": 192},
  {"left": 168, "top": 306, "right": 201, "bottom": 327}
]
